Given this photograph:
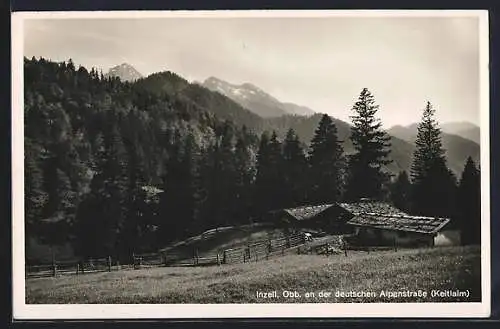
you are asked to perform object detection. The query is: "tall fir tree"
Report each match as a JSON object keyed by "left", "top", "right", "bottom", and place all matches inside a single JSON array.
[
  {"left": 118, "top": 126, "right": 150, "bottom": 257},
  {"left": 345, "top": 88, "right": 392, "bottom": 201},
  {"left": 179, "top": 132, "right": 202, "bottom": 236},
  {"left": 282, "top": 128, "right": 308, "bottom": 207},
  {"left": 254, "top": 131, "right": 285, "bottom": 215},
  {"left": 159, "top": 130, "right": 199, "bottom": 242},
  {"left": 198, "top": 121, "right": 239, "bottom": 229},
  {"left": 410, "top": 101, "right": 457, "bottom": 218},
  {"left": 232, "top": 135, "right": 256, "bottom": 224},
  {"left": 25, "top": 138, "right": 49, "bottom": 233},
  {"left": 307, "top": 115, "right": 345, "bottom": 204},
  {"left": 457, "top": 156, "right": 481, "bottom": 244},
  {"left": 390, "top": 171, "right": 411, "bottom": 212}
]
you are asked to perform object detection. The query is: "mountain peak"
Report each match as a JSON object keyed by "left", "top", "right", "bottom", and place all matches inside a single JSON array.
[
  {"left": 202, "top": 76, "right": 315, "bottom": 118},
  {"left": 105, "top": 63, "right": 143, "bottom": 82}
]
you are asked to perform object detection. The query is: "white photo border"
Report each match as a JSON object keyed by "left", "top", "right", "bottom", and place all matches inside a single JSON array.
[{"left": 11, "top": 9, "right": 491, "bottom": 320}]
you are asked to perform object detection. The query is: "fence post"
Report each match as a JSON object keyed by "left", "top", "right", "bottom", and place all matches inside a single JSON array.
[
  {"left": 76, "top": 263, "right": 80, "bottom": 275},
  {"left": 223, "top": 250, "right": 227, "bottom": 264},
  {"left": 286, "top": 234, "right": 291, "bottom": 249},
  {"left": 163, "top": 253, "right": 168, "bottom": 266},
  {"left": 343, "top": 240, "right": 348, "bottom": 257},
  {"left": 394, "top": 238, "right": 398, "bottom": 252},
  {"left": 217, "top": 252, "right": 221, "bottom": 266},
  {"left": 255, "top": 248, "right": 258, "bottom": 262},
  {"left": 52, "top": 259, "right": 57, "bottom": 277},
  {"left": 281, "top": 244, "right": 285, "bottom": 256},
  {"left": 107, "top": 256, "right": 112, "bottom": 272},
  {"left": 132, "top": 252, "right": 136, "bottom": 269},
  {"left": 243, "top": 251, "right": 246, "bottom": 263}
]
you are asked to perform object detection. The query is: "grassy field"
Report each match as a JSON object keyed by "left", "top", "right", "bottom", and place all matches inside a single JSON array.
[{"left": 26, "top": 245, "right": 481, "bottom": 304}]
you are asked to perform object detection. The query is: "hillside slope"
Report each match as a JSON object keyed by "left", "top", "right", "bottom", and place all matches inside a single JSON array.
[
  {"left": 441, "top": 122, "right": 480, "bottom": 144},
  {"left": 136, "top": 71, "right": 473, "bottom": 177}
]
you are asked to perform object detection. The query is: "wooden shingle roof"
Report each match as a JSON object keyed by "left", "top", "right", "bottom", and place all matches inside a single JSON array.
[
  {"left": 283, "top": 204, "right": 334, "bottom": 221},
  {"left": 338, "top": 201, "right": 408, "bottom": 216},
  {"left": 281, "top": 199, "right": 451, "bottom": 234},
  {"left": 346, "top": 212, "right": 450, "bottom": 234}
]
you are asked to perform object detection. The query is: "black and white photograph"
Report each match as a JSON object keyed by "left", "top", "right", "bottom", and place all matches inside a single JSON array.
[{"left": 12, "top": 10, "right": 490, "bottom": 319}]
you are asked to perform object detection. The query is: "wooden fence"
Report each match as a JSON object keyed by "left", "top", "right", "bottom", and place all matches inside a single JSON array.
[
  {"left": 25, "top": 232, "right": 308, "bottom": 277},
  {"left": 26, "top": 256, "right": 114, "bottom": 278},
  {"left": 132, "top": 232, "right": 306, "bottom": 268},
  {"left": 26, "top": 232, "right": 409, "bottom": 278}
]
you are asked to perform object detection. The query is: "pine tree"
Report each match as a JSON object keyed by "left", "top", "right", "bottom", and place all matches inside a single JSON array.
[
  {"left": 159, "top": 130, "right": 186, "bottom": 241},
  {"left": 217, "top": 122, "right": 238, "bottom": 226},
  {"left": 390, "top": 171, "right": 411, "bottom": 212},
  {"left": 180, "top": 132, "right": 202, "bottom": 236},
  {"left": 345, "top": 88, "right": 392, "bottom": 201},
  {"left": 232, "top": 136, "right": 256, "bottom": 224},
  {"left": 198, "top": 122, "right": 239, "bottom": 229},
  {"left": 25, "top": 138, "right": 48, "bottom": 231},
  {"left": 307, "top": 115, "right": 345, "bottom": 204},
  {"left": 457, "top": 157, "right": 481, "bottom": 244},
  {"left": 119, "top": 129, "right": 149, "bottom": 257},
  {"left": 282, "top": 128, "right": 308, "bottom": 207},
  {"left": 254, "top": 131, "right": 285, "bottom": 215},
  {"left": 410, "top": 102, "right": 457, "bottom": 218},
  {"left": 77, "top": 120, "right": 129, "bottom": 258}
]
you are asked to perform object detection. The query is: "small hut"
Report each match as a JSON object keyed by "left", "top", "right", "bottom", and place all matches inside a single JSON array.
[{"left": 271, "top": 199, "right": 455, "bottom": 247}]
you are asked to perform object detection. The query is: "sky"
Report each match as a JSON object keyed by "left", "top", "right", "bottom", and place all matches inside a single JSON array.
[{"left": 23, "top": 14, "right": 482, "bottom": 128}]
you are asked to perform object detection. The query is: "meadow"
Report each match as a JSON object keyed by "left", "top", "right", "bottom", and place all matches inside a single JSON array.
[{"left": 26, "top": 245, "right": 481, "bottom": 304}]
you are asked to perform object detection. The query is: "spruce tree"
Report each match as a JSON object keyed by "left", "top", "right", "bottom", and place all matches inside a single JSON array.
[
  {"left": 307, "top": 115, "right": 344, "bottom": 204},
  {"left": 198, "top": 121, "right": 239, "bottom": 230},
  {"left": 159, "top": 130, "right": 193, "bottom": 241},
  {"left": 232, "top": 136, "right": 256, "bottom": 224},
  {"left": 179, "top": 132, "right": 201, "bottom": 236},
  {"left": 25, "top": 138, "right": 48, "bottom": 232},
  {"left": 282, "top": 128, "right": 308, "bottom": 207},
  {"left": 457, "top": 156, "right": 481, "bottom": 244},
  {"left": 81, "top": 120, "right": 129, "bottom": 258},
  {"left": 390, "top": 171, "right": 411, "bottom": 212},
  {"left": 410, "top": 101, "right": 457, "bottom": 217},
  {"left": 345, "top": 88, "right": 392, "bottom": 201},
  {"left": 254, "top": 131, "right": 285, "bottom": 215},
  {"left": 119, "top": 130, "right": 149, "bottom": 257}
]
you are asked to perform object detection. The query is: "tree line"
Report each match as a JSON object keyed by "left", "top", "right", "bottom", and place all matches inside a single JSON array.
[{"left": 24, "top": 58, "right": 481, "bottom": 263}]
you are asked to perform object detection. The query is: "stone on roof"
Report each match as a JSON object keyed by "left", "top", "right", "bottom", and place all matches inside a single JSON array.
[
  {"left": 346, "top": 213, "right": 450, "bottom": 234},
  {"left": 338, "top": 201, "right": 408, "bottom": 216}
]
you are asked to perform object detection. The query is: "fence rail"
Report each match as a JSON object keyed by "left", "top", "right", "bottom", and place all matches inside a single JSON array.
[
  {"left": 26, "top": 231, "right": 309, "bottom": 277},
  {"left": 26, "top": 232, "right": 412, "bottom": 278},
  {"left": 26, "top": 256, "right": 114, "bottom": 278}
]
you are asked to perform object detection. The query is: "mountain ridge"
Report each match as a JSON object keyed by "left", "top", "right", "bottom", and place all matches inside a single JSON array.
[
  {"left": 202, "top": 76, "right": 315, "bottom": 117},
  {"left": 120, "top": 65, "right": 478, "bottom": 178}
]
